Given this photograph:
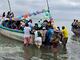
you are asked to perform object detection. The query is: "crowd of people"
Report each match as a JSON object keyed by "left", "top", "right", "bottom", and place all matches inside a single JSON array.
[
  {"left": 1, "top": 12, "right": 68, "bottom": 56},
  {"left": 2, "top": 11, "right": 14, "bottom": 18},
  {"left": 23, "top": 19, "right": 68, "bottom": 49}
]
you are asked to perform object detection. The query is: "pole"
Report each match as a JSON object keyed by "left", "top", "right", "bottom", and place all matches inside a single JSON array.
[
  {"left": 46, "top": 0, "right": 51, "bottom": 19},
  {"left": 8, "top": 0, "right": 11, "bottom": 12}
]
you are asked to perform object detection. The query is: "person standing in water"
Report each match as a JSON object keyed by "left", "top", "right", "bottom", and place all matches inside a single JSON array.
[
  {"left": 51, "top": 31, "right": 60, "bottom": 58},
  {"left": 45, "top": 26, "right": 54, "bottom": 47},
  {"left": 28, "top": 19, "right": 33, "bottom": 30},
  {"left": 42, "top": 27, "right": 47, "bottom": 45},
  {"left": 61, "top": 26, "right": 68, "bottom": 47},
  {"left": 34, "top": 29, "right": 42, "bottom": 48},
  {"left": 57, "top": 27, "right": 63, "bottom": 43},
  {"left": 23, "top": 23, "right": 31, "bottom": 46}
]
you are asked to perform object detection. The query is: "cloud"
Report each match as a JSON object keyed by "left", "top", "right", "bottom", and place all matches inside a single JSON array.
[
  {"left": 69, "top": 0, "right": 80, "bottom": 3},
  {"left": 0, "top": 0, "right": 80, "bottom": 20}
]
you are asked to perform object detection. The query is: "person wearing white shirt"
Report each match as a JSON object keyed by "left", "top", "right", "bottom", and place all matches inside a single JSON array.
[
  {"left": 24, "top": 23, "right": 31, "bottom": 46},
  {"left": 34, "top": 30, "right": 42, "bottom": 48}
]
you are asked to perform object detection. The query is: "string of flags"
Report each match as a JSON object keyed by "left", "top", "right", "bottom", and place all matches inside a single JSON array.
[
  {"left": 1, "top": 9, "right": 52, "bottom": 21},
  {"left": 17, "top": 9, "right": 50, "bottom": 19}
]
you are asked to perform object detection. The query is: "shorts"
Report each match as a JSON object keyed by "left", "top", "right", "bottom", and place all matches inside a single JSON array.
[
  {"left": 35, "top": 37, "right": 42, "bottom": 46},
  {"left": 24, "top": 36, "right": 31, "bottom": 44},
  {"left": 52, "top": 42, "right": 59, "bottom": 48}
]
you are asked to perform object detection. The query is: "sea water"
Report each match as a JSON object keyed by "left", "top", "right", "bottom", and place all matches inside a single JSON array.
[{"left": 0, "top": 20, "right": 80, "bottom": 60}]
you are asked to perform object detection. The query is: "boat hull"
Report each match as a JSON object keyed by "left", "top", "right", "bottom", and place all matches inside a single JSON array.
[{"left": 0, "top": 26, "right": 24, "bottom": 42}]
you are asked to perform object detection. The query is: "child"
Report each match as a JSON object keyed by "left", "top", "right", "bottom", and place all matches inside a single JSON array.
[
  {"left": 34, "top": 30, "right": 42, "bottom": 48},
  {"left": 23, "top": 23, "right": 31, "bottom": 46}
]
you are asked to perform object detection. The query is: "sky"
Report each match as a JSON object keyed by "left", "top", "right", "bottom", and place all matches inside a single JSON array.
[{"left": 0, "top": 0, "right": 80, "bottom": 20}]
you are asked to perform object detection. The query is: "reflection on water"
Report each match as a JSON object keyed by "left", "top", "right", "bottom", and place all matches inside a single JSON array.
[
  {"left": 0, "top": 33, "right": 80, "bottom": 60},
  {"left": 0, "top": 33, "right": 69, "bottom": 60},
  {"left": 23, "top": 44, "right": 68, "bottom": 60},
  {"left": 0, "top": 34, "right": 24, "bottom": 60},
  {"left": 71, "top": 35, "right": 80, "bottom": 41}
]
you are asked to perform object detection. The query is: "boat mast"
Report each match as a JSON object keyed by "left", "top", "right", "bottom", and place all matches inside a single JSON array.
[
  {"left": 46, "top": 0, "right": 51, "bottom": 19},
  {"left": 7, "top": 0, "right": 11, "bottom": 12}
]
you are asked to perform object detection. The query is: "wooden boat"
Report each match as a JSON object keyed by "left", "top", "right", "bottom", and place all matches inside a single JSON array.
[{"left": 0, "top": 25, "right": 24, "bottom": 42}]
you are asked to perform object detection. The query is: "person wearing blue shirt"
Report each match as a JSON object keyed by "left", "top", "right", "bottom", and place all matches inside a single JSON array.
[{"left": 45, "top": 26, "right": 54, "bottom": 46}]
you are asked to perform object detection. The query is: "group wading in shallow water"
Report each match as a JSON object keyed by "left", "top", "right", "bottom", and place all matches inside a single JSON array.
[
  {"left": 23, "top": 19, "right": 68, "bottom": 49},
  {"left": 23, "top": 19, "right": 68, "bottom": 58},
  {"left": 0, "top": 11, "right": 69, "bottom": 58}
]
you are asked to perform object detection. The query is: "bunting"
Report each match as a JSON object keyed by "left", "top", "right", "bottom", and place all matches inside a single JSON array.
[{"left": 6, "top": 9, "right": 51, "bottom": 20}]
